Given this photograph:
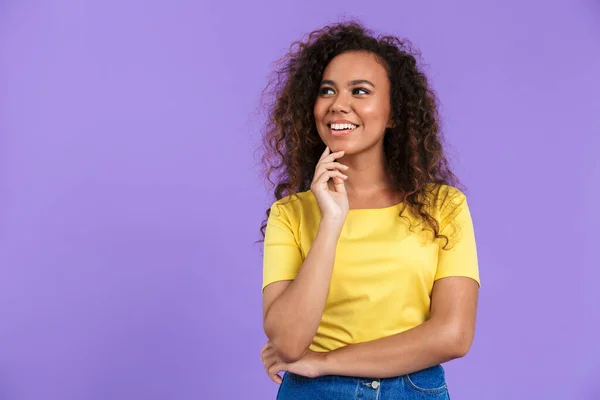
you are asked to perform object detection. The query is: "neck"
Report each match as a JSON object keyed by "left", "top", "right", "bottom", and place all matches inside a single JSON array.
[{"left": 338, "top": 145, "right": 395, "bottom": 197}]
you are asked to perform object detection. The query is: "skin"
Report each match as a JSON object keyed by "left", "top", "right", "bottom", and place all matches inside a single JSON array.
[
  {"left": 261, "top": 147, "right": 347, "bottom": 366},
  {"left": 261, "top": 50, "right": 479, "bottom": 384},
  {"left": 313, "top": 50, "right": 400, "bottom": 209}
]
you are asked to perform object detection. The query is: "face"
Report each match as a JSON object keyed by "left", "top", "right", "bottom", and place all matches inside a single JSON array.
[{"left": 314, "top": 51, "right": 393, "bottom": 155}]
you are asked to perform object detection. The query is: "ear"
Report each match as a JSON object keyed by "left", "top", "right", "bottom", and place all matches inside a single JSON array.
[{"left": 386, "top": 118, "right": 396, "bottom": 129}]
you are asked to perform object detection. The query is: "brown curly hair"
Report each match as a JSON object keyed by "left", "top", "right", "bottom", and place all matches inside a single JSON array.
[{"left": 258, "top": 20, "right": 465, "bottom": 249}]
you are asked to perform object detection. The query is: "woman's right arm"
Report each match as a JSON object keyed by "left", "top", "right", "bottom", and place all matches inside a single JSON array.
[
  {"left": 262, "top": 218, "right": 342, "bottom": 363},
  {"left": 262, "top": 147, "right": 349, "bottom": 363}
]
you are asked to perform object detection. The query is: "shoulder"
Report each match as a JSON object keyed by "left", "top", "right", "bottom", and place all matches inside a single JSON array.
[
  {"left": 423, "top": 183, "right": 468, "bottom": 217},
  {"left": 269, "top": 190, "right": 318, "bottom": 221},
  {"left": 426, "top": 183, "right": 466, "bottom": 203}
]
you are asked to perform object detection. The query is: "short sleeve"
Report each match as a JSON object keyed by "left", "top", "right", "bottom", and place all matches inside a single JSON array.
[
  {"left": 434, "top": 191, "right": 480, "bottom": 287},
  {"left": 262, "top": 202, "right": 304, "bottom": 292}
]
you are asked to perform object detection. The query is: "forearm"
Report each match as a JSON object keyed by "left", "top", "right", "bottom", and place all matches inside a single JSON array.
[
  {"left": 264, "top": 219, "right": 342, "bottom": 361},
  {"left": 322, "top": 318, "right": 469, "bottom": 379}
]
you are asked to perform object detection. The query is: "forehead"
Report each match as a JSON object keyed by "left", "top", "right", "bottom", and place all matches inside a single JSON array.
[{"left": 322, "top": 51, "right": 388, "bottom": 82}]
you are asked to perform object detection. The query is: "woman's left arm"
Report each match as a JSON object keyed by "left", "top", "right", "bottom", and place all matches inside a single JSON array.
[{"left": 320, "top": 276, "right": 479, "bottom": 378}]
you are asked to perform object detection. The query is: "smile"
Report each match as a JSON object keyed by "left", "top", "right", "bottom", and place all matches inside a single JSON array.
[{"left": 328, "top": 123, "right": 359, "bottom": 136}]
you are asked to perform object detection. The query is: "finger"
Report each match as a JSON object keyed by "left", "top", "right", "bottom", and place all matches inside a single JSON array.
[
  {"left": 262, "top": 346, "right": 277, "bottom": 364},
  {"left": 263, "top": 356, "right": 283, "bottom": 384},
  {"left": 265, "top": 365, "right": 282, "bottom": 384},
  {"left": 314, "top": 170, "right": 348, "bottom": 187},
  {"left": 321, "top": 150, "right": 345, "bottom": 164},
  {"left": 264, "top": 356, "right": 278, "bottom": 371},
  {"left": 318, "top": 146, "right": 331, "bottom": 162},
  {"left": 313, "top": 162, "right": 348, "bottom": 182},
  {"left": 260, "top": 342, "right": 271, "bottom": 359},
  {"left": 262, "top": 347, "right": 276, "bottom": 361},
  {"left": 268, "top": 363, "right": 285, "bottom": 384},
  {"left": 316, "top": 162, "right": 349, "bottom": 174},
  {"left": 332, "top": 176, "right": 347, "bottom": 194},
  {"left": 262, "top": 347, "right": 282, "bottom": 369},
  {"left": 269, "top": 371, "right": 282, "bottom": 384},
  {"left": 312, "top": 170, "right": 348, "bottom": 189}
]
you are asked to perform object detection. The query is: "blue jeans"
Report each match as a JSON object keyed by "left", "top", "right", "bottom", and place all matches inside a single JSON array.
[{"left": 276, "top": 365, "right": 450, "bottom": 399}]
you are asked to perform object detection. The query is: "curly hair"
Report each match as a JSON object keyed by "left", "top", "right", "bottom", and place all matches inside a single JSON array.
[{"left": 258, "top": 20, "right": 464, "bottom": 249}]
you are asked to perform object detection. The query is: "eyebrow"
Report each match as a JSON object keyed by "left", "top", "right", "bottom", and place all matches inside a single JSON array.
[{"left": 320, "top": 79, "right": 376, "bottom": 88}]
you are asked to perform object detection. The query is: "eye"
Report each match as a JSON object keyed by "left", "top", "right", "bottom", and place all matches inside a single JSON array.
[
  {"left": 319, "top": 87, "right": 335, "bottom": 95},
  {"left": 352, "top": 87, "right": 369, "bottom": 95}
]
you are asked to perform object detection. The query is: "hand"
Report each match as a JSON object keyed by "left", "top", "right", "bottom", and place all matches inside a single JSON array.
[
  {"left": 260, "top": 341, "right": 327, "bottom": 384},
  {"left": 310, "top": 146, "right": 349, "bottom": 223}
]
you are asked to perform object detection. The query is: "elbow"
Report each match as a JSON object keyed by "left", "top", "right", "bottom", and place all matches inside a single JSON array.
[
  {"left": 445, "top": 323, "right": 474, "bottom": 359},
  {"left": 270, "top": 338, "right": 308, "bottom": 363},
  {"left": 263, "top": 314, "right": 312, "bottom": 362},
  {"left": 264, "top": 325, "right": 308, "bottom": 363},
  {"left": 451, "top": 338, "right": 472, "bottom": 359}
]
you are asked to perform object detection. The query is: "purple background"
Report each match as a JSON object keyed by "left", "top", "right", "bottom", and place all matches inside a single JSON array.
[{"left": 1, "top": 1, "right": 598, "bottom": 399}]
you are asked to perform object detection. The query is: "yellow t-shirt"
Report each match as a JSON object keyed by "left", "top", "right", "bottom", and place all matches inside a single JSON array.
[{"left": 262, "top": 184, "right": 480, "bottom": 352}]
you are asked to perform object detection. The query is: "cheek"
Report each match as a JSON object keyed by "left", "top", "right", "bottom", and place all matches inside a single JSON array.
[
  {"left": 358, "top": 100, "right": 390, "bottom": 126},
  {"left": 358, "top": 104, "right": 381, "bottom": 123},
  {"left": 313, "top": 99, "right": 326, "bottom": 120}
]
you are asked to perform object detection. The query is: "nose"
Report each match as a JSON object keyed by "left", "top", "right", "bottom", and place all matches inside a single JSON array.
[{"left": 329, "top": 93, "right": 351, "bottom": 113}]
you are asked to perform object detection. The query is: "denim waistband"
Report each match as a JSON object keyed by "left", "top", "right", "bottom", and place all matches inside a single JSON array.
[{"left": 277, "top": 364, "right": 450, "bottom": 400}]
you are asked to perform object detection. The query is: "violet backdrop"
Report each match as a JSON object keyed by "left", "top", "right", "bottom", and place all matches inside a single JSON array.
[{"left": 1, "top": 0, "right": 599, "bottom": 399}]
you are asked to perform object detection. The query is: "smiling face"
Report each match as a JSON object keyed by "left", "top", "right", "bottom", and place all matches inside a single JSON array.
[{"left": 314, "top": 51, "right": 393, "bottom": 155}]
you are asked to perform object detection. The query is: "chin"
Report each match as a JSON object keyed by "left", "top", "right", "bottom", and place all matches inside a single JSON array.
[
  {"left": 328, "top": 145, "right": 346, "bottom": 154},
  {"left": 328, "top": 142, "right": 355, "bottom": 155}
]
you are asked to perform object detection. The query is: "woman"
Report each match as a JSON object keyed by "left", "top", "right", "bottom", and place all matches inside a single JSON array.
[{"left": 259, "top": 21, "right": 480, "bottom": 399}]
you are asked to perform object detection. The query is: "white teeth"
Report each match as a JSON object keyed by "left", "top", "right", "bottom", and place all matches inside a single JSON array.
[{"left": 331, "top": 123, "right": 357, "bottom": 130}]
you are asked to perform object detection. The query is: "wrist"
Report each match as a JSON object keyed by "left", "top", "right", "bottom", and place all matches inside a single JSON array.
[
  {"left": 318, "top": 218, "right": 344, "bottom": 235},
  {"left": 317, "top": 350, "right": 335, "bottom": 376}
]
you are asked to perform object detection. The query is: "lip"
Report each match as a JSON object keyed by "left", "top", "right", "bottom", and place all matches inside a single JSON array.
[
  {"left": 328, "top": 119, "right": 359, "bottom": 126},
  {"left": 328, "top": 126, "right": 358, "bottom": 137},
  {"left": 327, "top": 119, "right": 360, "bottom": 137}
]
